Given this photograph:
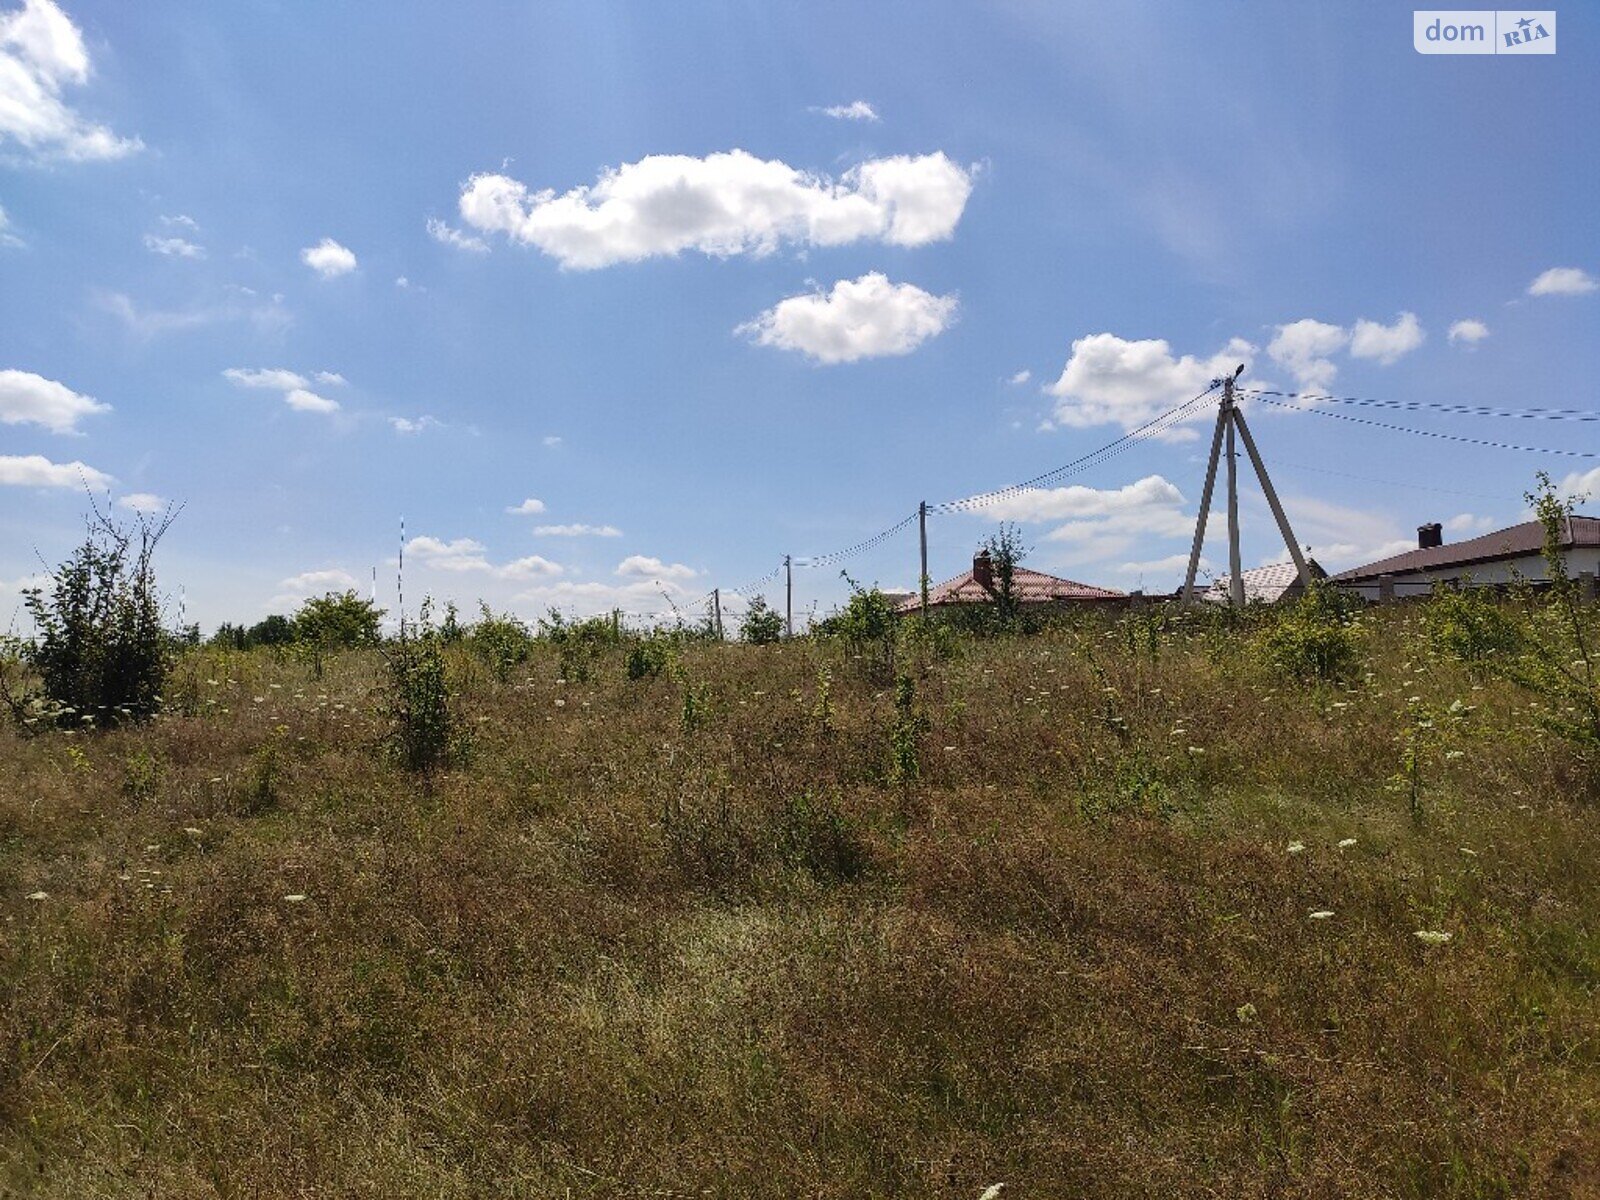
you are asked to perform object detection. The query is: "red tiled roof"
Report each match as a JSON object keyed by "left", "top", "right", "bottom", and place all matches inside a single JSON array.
[
  {"left": 1330, "top": 516, "right": 1600, "bottom": 582},
  {"left": 896, "top": 566, "right": 1124, "bottom": 612}
]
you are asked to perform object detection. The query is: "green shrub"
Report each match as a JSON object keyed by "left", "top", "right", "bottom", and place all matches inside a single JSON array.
[
  {"left": 817, "top": 577, "right": 898, "bottom": 678},
  {"left": 382, "top": 603, "right": 465, "bottom": 774},
  {"left": 626, "top": 634, "right": 675, "bottom": 681},
  {"left": 1424, "top": 584, "right": 1523, "bottom": 669},
  {"left": 739, "top": 595, "right": 785, "bottom": 645},
  {"left": 1257, "top": 584, "right": 1363, "bottom": 683},
  {"left": 14, "top": 509, "right": 174, "bottom": 729},
  {"left": 469, "top": 605, "right": 532, "bottom": 682},
  {"left": 772, "top": 790, "right": 870, "bottom": 884},
  {"left": 294, "top": 591, "right": 384, "bottom": 649}
]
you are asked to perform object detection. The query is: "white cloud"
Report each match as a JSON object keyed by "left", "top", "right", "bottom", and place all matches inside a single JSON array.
[
  {"left": 224, "top": 367, "right": 341, "bottom": 415},
  {"left": 532, "top": 523, "right": 622, "bottom": 538},
  {"left": 1009, "top": 369, "right": 1031, "bottom": 385},
  {"left": 160, "top": 213, "right": 199, "bottom": 233},
  {"left": 616, "top": 554, "right": 697, "bottom": 582},
  {"left": 426, "top": 217, "right": 488, "bottom": 253},
  {"left": 1559, "top": 467, "right": 1600, "bottom": 503},
  {"left": 0, "top": 202, "right": 19, "bottom": 247},
  {"left": 284, "top": 387, "right": 339, "bottom": 414},
  {"left": 143, "top": 233, "right": 204, "bottom": 259},
  {"left": 314, "top": 371, "right": 346, "bottom": 386},
  {"left": 1045, "top": 332, "right": 1250, "bottom": 436},
  {"left": 739, "top": 273, "right": 955, "bottom": 364},
  {"left": 0, "top": 0, "right": 141, "bottom": 162},
  {"left": 1447, "top": 318, "right": 1489, "bottom": 346},
  {"left": 1349, "top": 311, "right": 1424, "bottom": 365},
  {"left": 100, "top": 289, "right": 290, "bottom": 339},
  {"left": 0, "top": 452, "right": 111, "bottom": 489},
  {"left": 300, "top": 237, "right": 357, "bottom": 278},
  {"left": 404, "top": 534, "right": 563, "bottom": 580},
  {"left": 505, "top": 498, "right": 546, "bottom": 515},
  {"left": 0, "top": 367, "right": 108, "bottom": 433},
  {"left": 1444, "top": 512, "right": 1496, "bottom": 534},
  {"left": 222, "top": 367, "right": 308, "bottom": 391},
  {"left": 389, "top": 415, "right": 441, "bottom": 434},
  {"left": 819, "top": 100, "right": 879, "bottom": 121},
  {"left": 985, "top": 475, "right": 1186, "bottom": 524},
  {"left": 280, "top": 568, "right": 359, "bottom": 592},
  {"left": 458, "top": 149, "right": 974, "bottom": 269},
  {"left": 542, "top": 435, "right": 563, "bottom": 448},
  {"left": 116, "top": 491, "right": 165, "bottom": 514},
  {"left": 1266, "top": 319, "right": 1347, "bottom": 391},
  {"left": 1528, "top": 267, "right": 1598, "bottom": 297}
]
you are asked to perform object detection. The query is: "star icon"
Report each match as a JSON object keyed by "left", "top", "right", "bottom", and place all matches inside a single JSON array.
[{"left": 1517, "top": 16, "right": 1533, "bottom": 30}]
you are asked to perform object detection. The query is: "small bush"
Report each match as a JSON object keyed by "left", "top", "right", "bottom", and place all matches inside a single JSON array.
[
  {"left": 1425, "top": 584, "right": 1523, "bottom": 669},
  {"left": 740, "top": 595, "right": 785, "bottom": 645},
  {"left": 1257, "top": 584, "right": 1363, "bottom": 683},
  {"left": 469, "top": 605, "right": 533, "bottom": 682},
  {"left": 626, "top": 634, "right": 675, "bottom": 681},
  {"left": 14, "top": 507, "right": 174, "bottom": 729},
  {"left": 382, "top": 603, "right": 465, "bottom": 774},
  {"left": 772, "top": 790, "right": 870, "bottom": 884},
  {"left": 294, "top": 591, "right": 384, "bottom": 650}
]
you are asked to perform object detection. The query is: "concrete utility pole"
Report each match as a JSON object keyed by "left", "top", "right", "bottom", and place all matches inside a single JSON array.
[
  {"left": 784, "top": 554, "right": 793, "bottom": 639},
  {"left": 918, "top": 500, "right": 930, "bottom": 616},
  {"left": 1224, "top": 374, "right": 1245, "bottom": 609},
  {"left": 712, "top": 588, "right": 723, "bottom": 640},
  {"left": 1180, "top": 366, "right": 1312, "bottom": 609}
]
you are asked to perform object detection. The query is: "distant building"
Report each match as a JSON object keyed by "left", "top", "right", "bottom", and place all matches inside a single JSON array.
[
  {"left": 897, "top": 550, "right": 1125, "bottom": 612},
  {"left": 1201, "top": 559, "right": 1327, "bottom": 605},
  {"left": 1331, "top": 516, "right": 1600, "bottom": 600}
]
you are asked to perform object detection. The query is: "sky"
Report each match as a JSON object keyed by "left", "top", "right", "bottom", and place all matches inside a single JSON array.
[{"left": 2, "top": 1, "right": 1597, "bottom": 632}]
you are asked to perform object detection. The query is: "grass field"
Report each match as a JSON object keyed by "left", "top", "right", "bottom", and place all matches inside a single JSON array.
[{"left": 3, "top": 604, "right": 1599, "bottom": 1197}]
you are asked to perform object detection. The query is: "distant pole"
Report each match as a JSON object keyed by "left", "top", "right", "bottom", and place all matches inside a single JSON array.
[
  {"left": 1180, "top": 389, "right": 1229, "bottom": 608},
  {"left": 784, "top": 554, "right": 793, "bottom": 639},
  {"left": 612, "top": 608, "right": 621, "bottom": 638},
  {"left": 397, "top": 515, "right": 406, "bottom": 637},
  {"left": 712, "top": 588, "right": 723, "bottom": 640},
  {"left": 918, "top": 501, "right": 930, "bottom": 616},
  {"left": 1224, "top": 371, "right": 1245, "bottom": 608}
]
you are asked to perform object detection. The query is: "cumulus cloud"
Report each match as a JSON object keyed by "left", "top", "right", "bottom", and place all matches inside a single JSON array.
[
  {"left": 616, "top": 554, "right": 697, "bottom": 582},
  {"left": 504, "top": 498, "right": 546, "bottom": 515},
  {"left": 966, "top": 476, "right": 1194, "bottom": 568},
  {"left": 314, "top": 371, "right": 346, "bottom": 386},
  {"left": 818, "top": 100, "right": 879, "bottom": 121},
  {"left": 1009, "top": 369, "right": 1031, "bottom": 385},
  {"left": 1444, "top": 512, "right": 1496, "bottom": 534},
  {"left": 542, "top": 435, "right": 563, "bottom": 448},
  {"left": 426, "top": 217, "right": 487, "bottom": 253},
  {"left": 389, "top": 415, "right": 441, "bottom": 434},
  {"left": 1266, "top": 319, "right": 1348, "bottom": 391},
  {"left": 223, "top": 367, "right": 341, "bottom": 415},
  {"left": 143, "top": 232, "right": 204, "bottom": 258},
  {"left": 1349, "top": 311, "right": 1424, "bottom": 365},
  {"left": 0, "top": 452, "right": 110, "bottom": 489},
  {"left": 0, "top": 0, "right": 141, "bottom": 162},
  {"left": 0, "top": 202, "right": 20, "bottom": 247},
  {"left": 0, "top": 367, "right": 108, "bottom": 433},
  {"left": 1559, "top": 466, "right": 1600, "bottom": 503},
  {"left": 404, "top": 535, "right": 563, "bottom": 580},
  {"left": 532, "top": 523, "right": 622, "bottom": 538},
  {"left": 457, "top": 149, "right": 974, "bottom": 270},
  {"left": 1528, "top": 267, "right": 1598, "bottom": 297},
  {"left": 738, "top": 272, "right": 956, "bottom": 364},
  {"left": 1447, "top": 318, "right": 1489, "bottom": 346},
  {"left": 1045, "top": 333, "right": 1251, "bottom": 437},
  {"left": 116, "top": 491, "right": 165, "bottom": 514},
  {"left": 301, "top": 237, "right": 357, "bottom": 278}
]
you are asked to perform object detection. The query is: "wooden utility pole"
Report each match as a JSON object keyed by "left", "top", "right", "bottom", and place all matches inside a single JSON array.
[
  {"left": 1180, "top": 366, "right": 1312, "bottom": 609},
  {"left": 784, "top": 554, "right": 793, "bottom": 639},
  {"left": 712, "top": 588, "right": 723, "bottom": 640},
  {"left": 918, "top": 500, "right": 930, "bottom": 616}
]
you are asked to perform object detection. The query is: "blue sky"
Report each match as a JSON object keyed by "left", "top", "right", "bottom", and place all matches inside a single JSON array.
[{"left": 2, "top": 1, "right": 1597, "bottom": 630}]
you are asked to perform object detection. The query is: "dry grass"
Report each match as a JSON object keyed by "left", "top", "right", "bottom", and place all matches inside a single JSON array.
[{"left": 2, "top": 607, "right": 1599, "bottom": 1197}]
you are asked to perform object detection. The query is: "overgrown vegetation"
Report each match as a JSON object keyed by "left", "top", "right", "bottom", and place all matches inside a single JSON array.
[{"left": 4, "top": 572, "right": 1600, "bottom": 1196}]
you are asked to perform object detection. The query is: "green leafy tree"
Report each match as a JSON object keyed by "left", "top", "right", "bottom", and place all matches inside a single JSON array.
[
  {"left": 740, "top": 595, "right": 784, "bottom": 645},
  {"left": 294, "top": 591, "right": 384, "bottom": 649},
  {"left": 13, "top": 507, "right": 174, "bottom": 728},
  {"left": 982, "top": 523, "right": 1029, "bottom": 624}
]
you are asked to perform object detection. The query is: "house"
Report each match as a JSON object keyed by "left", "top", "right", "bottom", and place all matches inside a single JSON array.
[
  {"left": 1200, "top": 559, "right": 1327, "bottom": 605},
  {"left": 896, "top": 550, "right": 1125, "bottom": 612},
  {"left": 1331, "top": 517, "right": 1600, "bottom": 600}
]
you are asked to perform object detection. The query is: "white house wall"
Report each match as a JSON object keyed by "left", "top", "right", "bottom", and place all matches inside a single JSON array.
[{"left": 1339, "top": 547, "right": 1600, "bottom": 600}]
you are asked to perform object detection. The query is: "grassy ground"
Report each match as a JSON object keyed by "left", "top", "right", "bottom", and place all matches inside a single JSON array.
[{"left": 2, "top": 606, "right": 1598, "bottom": 1197}]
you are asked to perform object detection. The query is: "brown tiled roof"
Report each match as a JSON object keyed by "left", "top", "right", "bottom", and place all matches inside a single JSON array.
[
  {"left": 896, "top": 566, "right": 1124, "bottom": 612},
  {"left": 1330, "top": 516, "right": 1600, "bottom": 582}
]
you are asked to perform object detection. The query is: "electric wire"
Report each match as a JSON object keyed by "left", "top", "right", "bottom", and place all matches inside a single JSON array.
[
  {"left": 1238, "top": 387, "right": 1600, "bottom": 423},
  {"left": 1252, "top": 394, "right": 1600, "bottom": 459}
]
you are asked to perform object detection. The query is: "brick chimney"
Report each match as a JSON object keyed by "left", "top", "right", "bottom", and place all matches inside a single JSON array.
[
  {"left": 972, "top": 548, "right": 995, "bottom": 591},
  {"left": 1418, "top": 522, "right": 1443, "bottom": 550}
]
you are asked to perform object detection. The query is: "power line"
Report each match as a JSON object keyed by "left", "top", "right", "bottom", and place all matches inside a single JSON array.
[
  {"left": 1238, "top": 387, "right": 1600, "bottom": 423},
  {"left": 933, "top": 381, "right": 1222, "bottom": 514},
  {"left": 1253, "top": 394, "right": 1600, "bottom": 459},
  {"left": 794, "top": 511, "right": 918, "bottom": 569}
]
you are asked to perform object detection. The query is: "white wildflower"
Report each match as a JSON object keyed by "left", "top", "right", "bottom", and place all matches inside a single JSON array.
[
  {"left": 283, "top": 894, "right": 308, "bottom": 903},
  {"left": 1308, "top": 910, "right": 1335, "bottom": 920},
  {"left": 1338, "top": 838, "right": 1357, "bottom": 850},
  {"left": 1287, "top": 841, "right": 1306, "bottom": 854},
  {"left": 1414, "top": 930, "right": 1452, "bottom": 945},
  {"left": 26, "top": 891, "right": 48, "bottom": 902}
]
